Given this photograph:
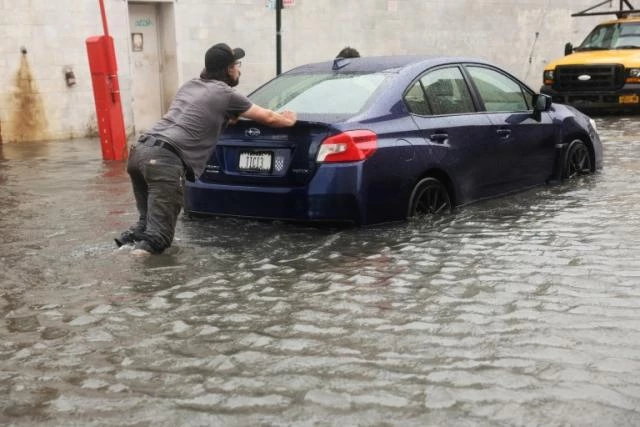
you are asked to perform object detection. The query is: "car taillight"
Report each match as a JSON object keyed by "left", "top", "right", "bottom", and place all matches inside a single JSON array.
[{"left": 316, "top": 130, "right": 377, "bottom": 163}]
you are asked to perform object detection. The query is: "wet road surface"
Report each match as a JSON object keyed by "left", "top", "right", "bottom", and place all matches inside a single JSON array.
[{"left": 1, "top": 117, "right": 640, "bottom": 426}]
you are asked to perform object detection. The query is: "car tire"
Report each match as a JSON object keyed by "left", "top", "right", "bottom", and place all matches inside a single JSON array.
[
  {"left": 563, "top": 139, "right": 592, "bottom": 179},
  {"left": 407, "top": 177, "right": 452, "bottom": 218}
]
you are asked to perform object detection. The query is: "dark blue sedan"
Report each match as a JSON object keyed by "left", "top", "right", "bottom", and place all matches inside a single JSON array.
[{"left": 185, "top": 56, "right": 603, "bottom": 225}]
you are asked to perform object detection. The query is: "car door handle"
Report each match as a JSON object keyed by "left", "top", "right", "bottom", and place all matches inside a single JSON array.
[
  {"left": 496, "top": 128, "right": 511, "bottom": 139},
  {"left": 429, "top": 133, "right": 448, "bottom": 143}
]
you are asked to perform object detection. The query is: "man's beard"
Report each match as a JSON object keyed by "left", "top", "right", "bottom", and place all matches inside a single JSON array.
[{"left": 229, "top": 72, "right": 241, "bottom": 87}]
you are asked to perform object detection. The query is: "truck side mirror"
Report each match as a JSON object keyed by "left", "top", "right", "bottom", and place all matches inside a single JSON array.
[{"left": 564, "top": 42, "right": 573, "bottom": 56}]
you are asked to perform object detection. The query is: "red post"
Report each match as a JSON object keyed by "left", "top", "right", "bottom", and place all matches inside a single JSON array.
[
  {"left": 85, "top": 0, "right": 127, "bottom": 160},
  {"left": 99, "top": 0, "right": 110, "bottom": 36}
]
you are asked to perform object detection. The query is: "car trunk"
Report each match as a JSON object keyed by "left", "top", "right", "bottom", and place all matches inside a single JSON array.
[{"left": 199, "top": 119, "right": 331, "bottom": 186}]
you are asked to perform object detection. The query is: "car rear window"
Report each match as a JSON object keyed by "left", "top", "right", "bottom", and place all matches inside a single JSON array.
[{"left": 249, "top": 72, "right": 389, "bottom": 120}]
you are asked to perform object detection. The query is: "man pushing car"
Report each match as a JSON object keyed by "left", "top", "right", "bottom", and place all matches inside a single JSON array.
[{"left": 115, "top": 42, "right": 296, "bottom": 255}]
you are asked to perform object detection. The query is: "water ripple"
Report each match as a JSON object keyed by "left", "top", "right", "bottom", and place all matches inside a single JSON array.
[{"left": 1, "top": 120, "right": 640, "bottom": 425}]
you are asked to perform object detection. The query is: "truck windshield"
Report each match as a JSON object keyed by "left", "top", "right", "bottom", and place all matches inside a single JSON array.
[{"left": 577, "top": 21, "right": 640, "bottom": 50}]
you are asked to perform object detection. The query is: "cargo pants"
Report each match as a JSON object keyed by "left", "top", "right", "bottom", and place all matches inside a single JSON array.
[{"left": 122, "top": 136, "right": 186, "bottom": 253}]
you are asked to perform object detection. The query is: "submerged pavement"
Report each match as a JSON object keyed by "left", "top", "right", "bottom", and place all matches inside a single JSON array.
[{"left": 1, "top": 116, "right": 640, "bottom": 426}]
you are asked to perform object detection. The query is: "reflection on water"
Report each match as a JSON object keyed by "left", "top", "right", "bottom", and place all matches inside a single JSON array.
[{"left": 1, "top": 118, "right": 640, "bottom": 426}]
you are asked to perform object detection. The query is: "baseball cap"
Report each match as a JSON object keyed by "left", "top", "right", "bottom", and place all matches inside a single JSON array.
[{"left": 205, "top": 43, "right": 245, "bottom": 72}]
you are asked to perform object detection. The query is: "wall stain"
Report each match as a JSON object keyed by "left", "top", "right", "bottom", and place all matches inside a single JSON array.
[{"left": 7, "top": 53, "right": 49, "bottom": 142}]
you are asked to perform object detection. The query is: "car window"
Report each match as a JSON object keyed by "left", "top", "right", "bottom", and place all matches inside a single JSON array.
[
  {"left": 249, "top": 72, "right": 388, "bottom": 119},
  {"left": 404, "top": 81, "right": 432, "bottom": 115},
  {"left": 419, "top": 67, "right": 475, "bottom": 115},
  {"left": 466, "top": 66, "right": 529, "bottom": 112}
]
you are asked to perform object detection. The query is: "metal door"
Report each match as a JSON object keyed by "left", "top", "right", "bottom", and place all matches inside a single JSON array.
[{"left": 129, "top": 3, "right": 164, "bottom": 133}]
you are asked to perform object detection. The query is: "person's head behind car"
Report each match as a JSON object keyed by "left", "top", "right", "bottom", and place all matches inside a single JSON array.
[{"left": 336, "top": 46, "right": 360, "bottom": 59}]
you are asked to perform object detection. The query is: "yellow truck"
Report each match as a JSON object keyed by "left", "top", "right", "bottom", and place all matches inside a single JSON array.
[{"left": 541, "top": 1, "right": 640, "bottom": 113}]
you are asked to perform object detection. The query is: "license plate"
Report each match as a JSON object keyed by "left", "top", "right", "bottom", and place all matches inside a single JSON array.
[
  {"left": 619, "top": 94, "right": 639, "bottom": 104},
  {"left": 238, "top": 151, "right": 272, "bottom": 172}
]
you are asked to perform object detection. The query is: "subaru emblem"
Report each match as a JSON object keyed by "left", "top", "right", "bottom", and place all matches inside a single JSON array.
[
  {"left": 578, "top": 74, "right": 591, "bottom": 81},
  {"left": 245, "top": 128, "right": 261, "bottom": 137}
]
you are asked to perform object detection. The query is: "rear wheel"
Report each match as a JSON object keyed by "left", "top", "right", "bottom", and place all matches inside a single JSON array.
[
  {"left": 408, "top": 177, "right": 452, "bottom": 218},
  {"left": 563, "top": 139, "right": 592, "bottom": 179}
]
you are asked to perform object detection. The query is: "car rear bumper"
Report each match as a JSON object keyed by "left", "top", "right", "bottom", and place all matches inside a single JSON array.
[
  {"left": 541, "top": 84, "right": 640, "bottom": 112},
  {"left": 185, "top": 164, "right": 363, "bottom": 224}
]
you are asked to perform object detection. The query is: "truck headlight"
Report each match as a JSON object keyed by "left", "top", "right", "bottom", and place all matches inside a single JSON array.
[
  {"left": 627, "top": 68, "right": 640, "bottom": 83},
  {"left": 543, "top": 70, "right": 554, "bottom": 84}
]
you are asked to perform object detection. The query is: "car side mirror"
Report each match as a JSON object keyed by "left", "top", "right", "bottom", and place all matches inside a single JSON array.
[
  {"left": 532, "top": 93, "right": 552, "bottom": 121},
  {"left": 564, "top": 42, "right": 573, "bottom": 56},
  {"left": 533, "top": 93, "right": 552, "bottom": 112}
]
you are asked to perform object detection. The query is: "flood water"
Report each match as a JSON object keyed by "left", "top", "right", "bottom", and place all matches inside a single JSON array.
[{"left": 1, "top": 117, "right": 640, "bottom": 426}]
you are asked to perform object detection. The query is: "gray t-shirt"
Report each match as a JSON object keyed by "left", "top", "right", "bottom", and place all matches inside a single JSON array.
[{"left": 148, "top": 78, "right": 252, "bottom": 177}]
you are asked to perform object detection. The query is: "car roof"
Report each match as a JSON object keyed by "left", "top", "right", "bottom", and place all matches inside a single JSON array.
[
  {"left": 267, "top": 55, "right": 529, "bottom": 123},
  {"left": 284, "top": 55, "right": 492, "bottom": 75}
]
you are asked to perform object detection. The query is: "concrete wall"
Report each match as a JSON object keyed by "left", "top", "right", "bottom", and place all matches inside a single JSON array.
[
  {"left": 0, "top": 0, "right": 606, "bottom": 143},
  {"left": 0, "top": 0, "right": 132, "bottom": 143}
]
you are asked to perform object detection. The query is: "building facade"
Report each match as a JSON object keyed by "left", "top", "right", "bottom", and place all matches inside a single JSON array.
[{"left": 0, "top": 0, "right": 604, "bottom": 143}]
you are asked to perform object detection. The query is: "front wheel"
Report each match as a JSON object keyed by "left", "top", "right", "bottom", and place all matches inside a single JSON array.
[
  {"left": 563, "top": 139, "right": 592, "bottom": 179},
  {"left": 407, "top": 177, "right": 452, "bottom": 218}
]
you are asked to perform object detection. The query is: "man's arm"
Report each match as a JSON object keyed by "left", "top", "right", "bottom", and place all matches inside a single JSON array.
[{"left": 240, "top": 104, "right": 296, "bottom": 127}]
